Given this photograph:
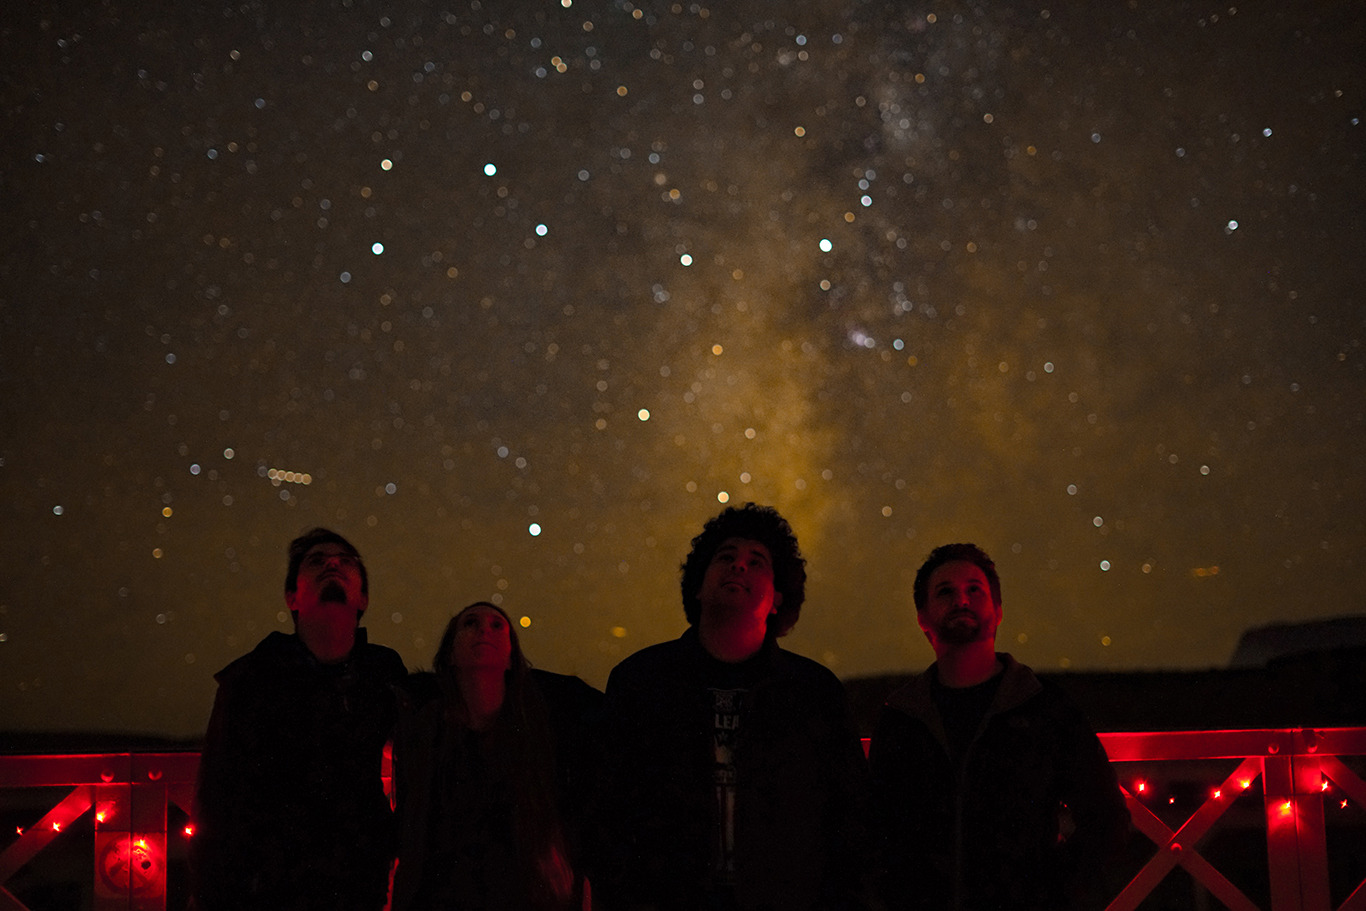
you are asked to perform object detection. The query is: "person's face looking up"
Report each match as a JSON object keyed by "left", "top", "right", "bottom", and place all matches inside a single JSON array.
[
  {"left": 918, "top": 559, "right": 1001, "bottom": 648},
  {"left": 451, "top": 603, "right": 513, "bottom": 672},
  {"left": 697, "top": 537, "right": 783, "bottom": 629},
  {"left": 287, "top": 543, "right": 368, "bottom": 622}
]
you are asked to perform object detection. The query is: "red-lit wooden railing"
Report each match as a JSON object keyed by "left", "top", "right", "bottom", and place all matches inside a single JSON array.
[
  {"left": 2, "top": 730, "right": 1363, "bottom": 910},
  {"left": 0, "top": 752, "right": 199, "bottom": 911},
  {"left": 1097, "top": 728, "right": 1366, "bottom": 911}
]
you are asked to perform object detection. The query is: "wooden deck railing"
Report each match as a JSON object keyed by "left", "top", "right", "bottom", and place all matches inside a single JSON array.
[
  {"left": 1097, "top": 728, "right": 1366, "bottom": 911},
  {"left": 2, "top": 729, "right": 1363, "bottom": 910},
  {"left": 0, "top": 752, "right": 199, "bottom": 911}
]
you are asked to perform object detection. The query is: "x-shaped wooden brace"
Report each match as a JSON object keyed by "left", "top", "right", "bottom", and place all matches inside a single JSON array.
[
  {"left": 0, "top": 786, "right": 94, "bottom": 911},
  {"left": 1106, "top": 756, "right": 1265, "bottom": 911},
  {"left": 1316, "top": 755, "right": 1366, "bottom": 911}
]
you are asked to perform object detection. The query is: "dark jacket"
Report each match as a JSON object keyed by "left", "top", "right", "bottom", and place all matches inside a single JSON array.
[
  {"left": 870, "top": 654, "right": 1128, "bottom": 911},
  {"left": 390, "top": 669, "right": 603, "bottom": 911},
  {"left": 591, "top": 628, "right": 875, "bottom": 911},
  {"left": 191, "top": 629, "right": 407, "bottom": 911}
]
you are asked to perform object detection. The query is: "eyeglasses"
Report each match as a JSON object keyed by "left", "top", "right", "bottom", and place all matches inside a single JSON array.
[{"left": 301, "top": 551, "right": 361, "bottom": 569}]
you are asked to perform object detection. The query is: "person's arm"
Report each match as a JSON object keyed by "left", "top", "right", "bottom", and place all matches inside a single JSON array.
[
  {"left": 583, "top": 663, "right": 644, "bottom": 911},
  {"left": 821, "top": 679, "right": 880, "bottom": 910},
  {"left": 189, "top": 680, "right": 245, "bottom": 911},
  {"left": 868, "top": 706, "right": 919, "bottom": 911},
  {"left": 1057, "top": 709, "right": 1130, "bottom": 911}
]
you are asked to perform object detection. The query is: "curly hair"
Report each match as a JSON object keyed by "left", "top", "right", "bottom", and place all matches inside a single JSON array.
[
  {"left": 679, "top": 503, "right": 807, "bottom": 637},
  {"left": 912, "top": 543, "right": 1002, "bottom": 613}
]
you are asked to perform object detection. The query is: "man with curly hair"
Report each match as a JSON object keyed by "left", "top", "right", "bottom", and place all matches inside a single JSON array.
[{"left": 592, "top": 503, "right": 873, "bottom": 910}]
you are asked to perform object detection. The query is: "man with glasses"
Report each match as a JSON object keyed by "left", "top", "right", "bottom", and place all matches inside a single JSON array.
[{"left": 191, "top": 527, "right": 408, "bottom": 911}]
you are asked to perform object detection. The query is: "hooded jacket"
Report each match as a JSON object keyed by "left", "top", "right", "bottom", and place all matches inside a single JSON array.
[
  {"left": 191, "top": 629, "right": 407, "bottom": 911},
  {"left": 870, "top": 653, "right": 1128, "bottom": 911},
  {"left": 591, "top": 627, "right": 875, "bottom": 911}
]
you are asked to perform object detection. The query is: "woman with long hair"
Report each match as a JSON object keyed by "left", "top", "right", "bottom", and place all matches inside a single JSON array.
[{"left": 392, "top": 602, "right": 595, "bottom": 910}]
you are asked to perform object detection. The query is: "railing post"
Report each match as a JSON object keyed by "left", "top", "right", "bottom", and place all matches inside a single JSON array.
[
  {"left": 94, "top": 778, "right": 130, "bottom": 911},
  {"left": 1264, "top": 750, "right": 1301, "bottom": 911},
  {"left": 92, "top": 755, "right": 169, "bottom": 911},
  {"left": 1263, "top": 733, "right": 1335, "bottom": 911},
  {"left": 1290, "top": 731, "right": 1331, "bottom": 911}
]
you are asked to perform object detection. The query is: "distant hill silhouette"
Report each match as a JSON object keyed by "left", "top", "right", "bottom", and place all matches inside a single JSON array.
[
  {"left": 846, "top": 624, "right": 1366, "bottom": 737},
  {"left": 1229, "top": 614, "right": 1366, "bottom": 668}
]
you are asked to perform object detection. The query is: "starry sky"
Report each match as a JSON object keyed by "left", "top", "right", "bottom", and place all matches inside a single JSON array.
[{"left": 2, "top": 0, "right": 1362, "bottom": 738}]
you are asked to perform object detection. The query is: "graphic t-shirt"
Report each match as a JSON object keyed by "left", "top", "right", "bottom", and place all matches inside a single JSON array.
[
  {"left": 701, "top": 648, "right": 767, "bottom": 893},
  {"left": 710, "top": 685, "right": 744, "bottom": 884}
]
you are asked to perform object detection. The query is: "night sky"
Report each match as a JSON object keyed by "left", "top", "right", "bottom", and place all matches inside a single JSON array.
[{"left": 2, "top": 1, "right": 1362, "bottom": 738}]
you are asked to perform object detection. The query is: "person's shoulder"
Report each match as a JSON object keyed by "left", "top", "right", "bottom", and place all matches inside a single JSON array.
[
  {"left": 215, "top": 631, "right": 298, "bottom": 683},
  {"left": 618, "top": 634, "right": 688, "bottom": 668},
  {"left": 531, "top": 667, "right": 602, "bottom": 695},
  {"left": 404, "top": 670, "right": 441, "bottom": 710},
  {"left": 1000, "top": 655, "right": 1096, "bottom": 726},
  {"left": 531, "top": 667, "right": 604, "bottom": 710},
  {"left": 358, "top": 639, "right": 408, "bottom": 677},
  {"left": 881, "top": 667, "right": 934, "bottom": 718},
  {"left": 774, "top": 643, "right": 861, "bottom": 693},
  {"left": 606, "top": 635, "right": 690, "bottom": 688},
  {"left": 774, "top": 646, "right": 844, "bottom": 687}
]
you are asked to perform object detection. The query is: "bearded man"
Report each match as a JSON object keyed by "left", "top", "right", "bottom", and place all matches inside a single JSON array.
[{"left": 870, "top": 543, "right": 1128, "bottom": 911}]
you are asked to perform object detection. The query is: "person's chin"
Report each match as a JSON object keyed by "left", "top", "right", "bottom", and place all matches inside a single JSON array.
[{"left": 940, "top": 620, "right": 983, "bottom": 646}]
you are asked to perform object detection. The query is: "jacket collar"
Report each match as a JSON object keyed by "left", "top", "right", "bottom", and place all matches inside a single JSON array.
[
  {"left": 885, "top": 652, "right": 1041, "bottom": 723},
  {"left": 678, "top": 624, "right": 782, "bottom": 675},
  {"left": 217, "top": 627, "right": 371, "bottom": 681}
]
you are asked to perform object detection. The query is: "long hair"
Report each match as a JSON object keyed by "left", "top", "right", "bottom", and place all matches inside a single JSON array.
[
  {"left": 433, "top": 601, "right": 531, "bottom": 713},
  {"left": 432, "top": 602, "right": 573, "bottom": 908}
]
